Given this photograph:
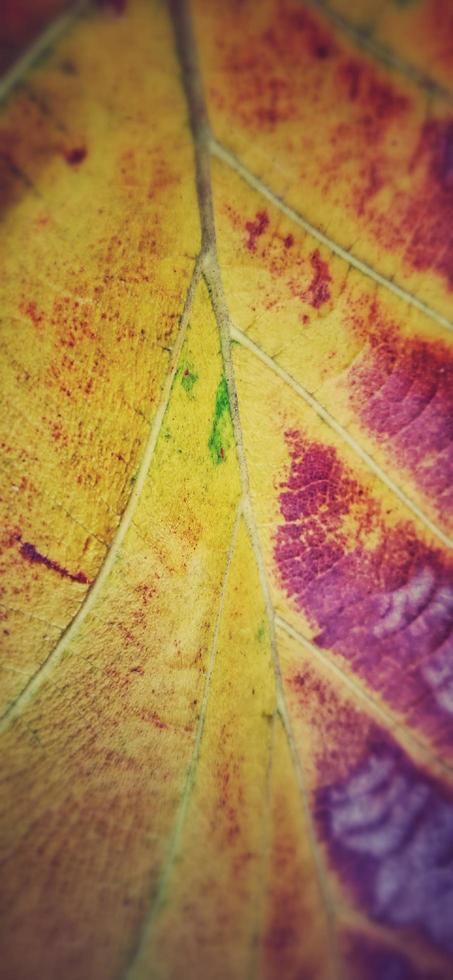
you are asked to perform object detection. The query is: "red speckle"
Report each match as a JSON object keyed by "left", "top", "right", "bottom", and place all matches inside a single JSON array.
[
  {"left": 339, "top": 60, "right": 362, "bottom": 101},
  {"left": 355, "top": 161, "right": 385, "bottom": 216},
  {"left": 226, "top": 203, "right": 332, "bottom": 319},
  {"left": 216, "top": 5, "right": 336, "bottom": 131},
  {"left": 220, "top": 446, "right": 225, "bottom": 459},
  {"left": 407, "top": 118, "right": 453, "bottom": 282},
  {"left": 19, "top": 540, "right": 89, "bottom": 585},
  {"left": 337, "top": 59, "right": 408, "bottom": 120},
  {"left": 134, "top": 582, "right": 157, "bottom": 605},
  {"left": 50, "top": 422, "right": 63, "bottom": 442},
  {"left": 300, "top": 249, "right": 332, "bottom": 308},
  {"left": 362, "top": 117, "right": 453, "bottom": 289},
  {"left": 292, "top": 673, "right": 306, "bottom": 688},
  {"left": 212, "top": 1, "right": 408, "bottom": 142},
  {"left": 2, "top": 526, "right": 22, "bottom": 550},
  {"left": 326, "top": 64, "right": 410, "bottom": 221},
  {"left": 20, "top": 300, "right": 44, "bottom": 328},
  {"left": 244, "top": 210, "right": 269, "bottom": 251},
  {"left": 261, "top": 6, "right": 336, "bottom": 71},
  {"left": 138, "top": 709, "right": 167, "bottom": 729},
  {"left": 64, "top": 146, "right": 87, "bottom": 166}
]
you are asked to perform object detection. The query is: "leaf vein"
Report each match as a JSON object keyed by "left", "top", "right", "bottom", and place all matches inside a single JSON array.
[
  {"left": 0, "top": 258, "right": 202, "bottom": 734},
  {"left": 211, "top": 138, "right": 453, "bottom": 334},
  {"left": 231, "top": 324, "right": 453, "bottom": 550},
  {"left": 307, "top": 0, "right": 453, "bottom": 103},
  {"left": 123, "top": 502, "right": 242, "bottom": 980},
  {"left": 167, "top": 1, "right": 341, "bottom": 971},
  {"left": 276, "top": 614, "right": 453, "bottom": 780}
]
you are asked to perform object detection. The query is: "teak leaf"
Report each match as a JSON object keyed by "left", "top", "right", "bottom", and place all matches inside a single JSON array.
[{"left": 0, "top": 1, "right": 452, "bottom": 978}]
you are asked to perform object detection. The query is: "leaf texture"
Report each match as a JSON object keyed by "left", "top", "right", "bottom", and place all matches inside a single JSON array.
[{"left": 0, "top": 1, "right": 452, "bottom": 978}]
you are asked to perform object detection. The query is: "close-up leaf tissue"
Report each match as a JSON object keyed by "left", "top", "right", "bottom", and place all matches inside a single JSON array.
[{"left": 0, "top": 1, "right": 452, "bottom": 978}]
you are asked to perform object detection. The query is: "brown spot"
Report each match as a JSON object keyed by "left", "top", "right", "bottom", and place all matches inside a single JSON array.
[{"left": 64, "top": 146, "right": 87, "bottom": 166}]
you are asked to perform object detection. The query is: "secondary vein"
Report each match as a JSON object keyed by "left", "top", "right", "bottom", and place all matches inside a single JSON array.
[
  {"left": 211, "top": 138, "right": 453, "bottom": 334},
  {"left": 276, "top": 614, "right": 453, "bottom": 781},
  {"left": 308, "top": 0, "right": 453, "bottom": 103},
  {"left": 0, "top": 0, "right": 90, "bottom": 105},
  {"left": 231, "top": 324, "right": 453, "bottom": 550},
  {"left": 124, "top": 502, "right": 242, "bottom": 980},
  {"left": 0, "top": 257, "right": 202, "bottom": 734}
]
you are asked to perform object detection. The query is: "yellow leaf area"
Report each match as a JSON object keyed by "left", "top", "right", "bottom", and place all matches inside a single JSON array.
[
  {"left": 1, "top": 1, "right": 453, "bottom": 980},
  {"left": 0, "top": 0, "right": 198, "bottom": 707}
]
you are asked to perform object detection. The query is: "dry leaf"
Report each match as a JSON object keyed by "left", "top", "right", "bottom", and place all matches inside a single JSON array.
[{"left": 0, "top": 1, "right": 452, "bottom": 978}]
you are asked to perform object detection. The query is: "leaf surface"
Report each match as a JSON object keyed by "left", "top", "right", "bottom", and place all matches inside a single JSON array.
[{"left": 0, "top": 1, "right": 452, "bottom": 979}]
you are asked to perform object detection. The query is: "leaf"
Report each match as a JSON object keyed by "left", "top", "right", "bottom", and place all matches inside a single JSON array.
[{"left": 0, "top": 1, "right": 452, "bottom": 978}]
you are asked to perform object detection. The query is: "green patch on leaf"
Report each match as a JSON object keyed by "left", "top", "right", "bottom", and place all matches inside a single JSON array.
[
  {"left": 180, "top": 361, "right": 198, "bottom": 396},
  {"left": 208, "top": 375, "right": 232, "bottom": 464},
  {"left": 256, "top": 620, "right": 267, "bottom": 642}
]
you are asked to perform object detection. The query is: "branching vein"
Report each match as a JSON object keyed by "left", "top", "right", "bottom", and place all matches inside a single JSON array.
[
  {"left": 166, "top": 0, "right": 340, "bottom": 973},
  {"left": 0, "top": 258, "right": 202, "bottom": 734},
  {"left": 124, "top": 502, "right": 242, "bottom": 980}
]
